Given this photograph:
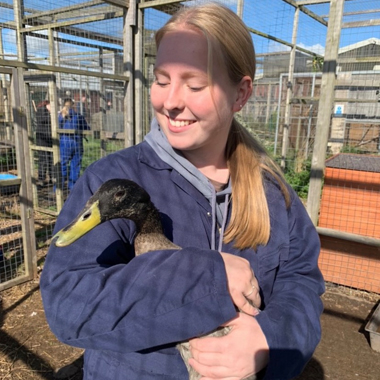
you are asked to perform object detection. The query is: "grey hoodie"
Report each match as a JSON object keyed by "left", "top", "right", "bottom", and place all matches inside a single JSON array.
[{"left": 144, "top": 118, "right": 231, "bottom": 251}]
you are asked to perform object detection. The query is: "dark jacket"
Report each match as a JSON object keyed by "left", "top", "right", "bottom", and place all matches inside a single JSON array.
[
  {"left": 40, "top": 142, "right": 324, "bottom": 380},
  {"left": 36, "top": 106, "right": 52, "bottom": 147}
]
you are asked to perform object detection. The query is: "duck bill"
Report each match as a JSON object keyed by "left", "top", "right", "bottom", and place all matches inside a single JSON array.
[{"left": 52, "top": 200, "right": 101, "bottom": 247}]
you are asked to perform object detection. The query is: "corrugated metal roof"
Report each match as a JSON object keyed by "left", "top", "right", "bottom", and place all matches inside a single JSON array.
[{"left": 325, "top": 154, "right": 380, "bottom": 173}]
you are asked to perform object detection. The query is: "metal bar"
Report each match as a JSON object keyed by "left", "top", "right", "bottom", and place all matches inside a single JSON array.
[
  {"left": 0, "top": 59, "right": 128, "bottom": 81},
  {"left": 317, "top": 227, "right": 380, "bottom": 248}
]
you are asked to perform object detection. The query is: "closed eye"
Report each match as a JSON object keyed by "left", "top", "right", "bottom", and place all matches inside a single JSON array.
[
  {"left": 188, "top": 86, "right": 206, "bottom": 92},
  {"left": 155, "top": 81, "right": 169, "bottom": 87}
]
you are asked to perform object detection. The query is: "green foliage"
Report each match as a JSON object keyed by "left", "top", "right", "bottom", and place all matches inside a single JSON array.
[
  {"left": 81, "top": 137, "right": 125, "bottom": 174},
  {"left": 266, "top": 111, "right": 278, "bottom": 132},
  {"left": 81, "top": 137, "right": 102, "bottom": 172},
  {"left": 312, "top": 56, "right": 324, "bottom": 72},
  {"left": 340, "top": 144, "right": 363, "bottom": 154},
  {"left": 281, "top": 159, "right": 311, "bottom": 200}
]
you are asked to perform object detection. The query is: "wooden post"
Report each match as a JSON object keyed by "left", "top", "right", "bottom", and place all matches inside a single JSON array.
[
  {"left": 11, "top": 67, "right": 37, "bottom": 279},
  {"left": 134, "top": 5, "right": 144, "bottom": 143},
  {"left": 237, "top": 0, "right": 245, "bottom": 19},
  {"left": 48, "top": 27, "right": 64, "bottom": 212},
  {"left": 265, "top": 83, "right": 272, "bottom": 126},
  {"left": 306, "top": 0, "right": 344, "bottom": 224},
  {"left": 0, "top": 27, "right": 11, "bottom": 133},
  {"left": 99, "top": 47, "right": 107, "bottom": 157},
  {"left": 123, "top": 0, "right": 135, "bottom": 148},
  {"left": 281, "top": 7, "right": 299, "bottom": 169},
  {"left": 13, "top": 0, "right": 27, "bottom": 62}
]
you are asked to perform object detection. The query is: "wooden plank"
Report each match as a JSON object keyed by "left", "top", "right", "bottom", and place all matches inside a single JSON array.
[
  {"left": 282, "top": 0, "right": 327, "bottom": 25},
  {"left": 342, "top": 19, "right": 380, "bottom": 28},
  {"left": 103, "top": 0, "right": 129, "bottom": 8},
  {"left": 26, "top": 31, "right": 123, "bottom": 52},
  {"left": 291, "top": 96, "right": 380, "bottom": 104},
  {"left": 0, "top": 275, "right": 32, "bottom": 292},
  {"left": 138, "top": 0, "right": 183, "bottom": 9},
  {"left": 0, "top": 59, "right": 128, "bottom": 81},
  {"left": 22, "top": 1, "right": 104, "bottom": 21},
  {"left": 0, "top": 178, "right": 22, "bottom": 186},
  {"left": 20, "top": 11, "right": 124, "bottom": 33}
]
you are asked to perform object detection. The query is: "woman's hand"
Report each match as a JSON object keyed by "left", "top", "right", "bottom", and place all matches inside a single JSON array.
[
  {"left": 189, "top": 313, "right": 269, "bottom": 379},
  {"left": 220, "top": 252, "right": 261, "bottom": 316}
]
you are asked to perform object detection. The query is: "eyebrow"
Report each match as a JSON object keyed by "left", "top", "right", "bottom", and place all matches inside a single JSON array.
[{"left": 153, "top": 67, "right": 208, "bottom": 81}]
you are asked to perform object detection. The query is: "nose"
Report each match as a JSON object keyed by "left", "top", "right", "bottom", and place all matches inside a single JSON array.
[{"left": 163, "top": 82, "right": 185, "bottom": 111}]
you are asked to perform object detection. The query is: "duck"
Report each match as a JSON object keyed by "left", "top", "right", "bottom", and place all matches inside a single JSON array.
[{"left": 52, "top": 178, "right": 257, "bottom": 380}]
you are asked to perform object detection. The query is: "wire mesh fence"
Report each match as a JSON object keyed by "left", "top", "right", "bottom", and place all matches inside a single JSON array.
[{"left": 0, "top": 0, "right": 379, "bottom": 293}]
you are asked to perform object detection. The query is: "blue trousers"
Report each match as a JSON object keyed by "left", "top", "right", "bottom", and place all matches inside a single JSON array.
[{"left": 59, "top": 136, "right": 83, "bottom": 191}]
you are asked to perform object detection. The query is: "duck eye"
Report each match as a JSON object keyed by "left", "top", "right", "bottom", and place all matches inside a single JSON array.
[
  {"left": 82, "top": 211, "right": 92, "bottom": 221},
  {"left": 114, "top": 190, "right": 125, "bottom": 199}
]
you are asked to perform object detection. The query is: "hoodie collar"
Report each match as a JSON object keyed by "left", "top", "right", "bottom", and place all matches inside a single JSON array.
[{"left": 144, "top": 118, "right": 231, "bottom": 251}]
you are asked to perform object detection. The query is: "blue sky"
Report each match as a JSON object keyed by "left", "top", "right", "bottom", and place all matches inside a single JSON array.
[{"left": 1, "top": 0, "right": 380, "bottom": 59}]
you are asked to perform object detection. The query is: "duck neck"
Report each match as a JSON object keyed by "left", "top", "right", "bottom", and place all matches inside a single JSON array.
[{"left": 135, "top": 204, "right": 164, "bottom": 236}]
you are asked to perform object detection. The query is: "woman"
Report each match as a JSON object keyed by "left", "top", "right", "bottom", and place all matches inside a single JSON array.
[
  {"left": 35, "top": 100, "right": 53, "bottom": 186},
  {"left": 58, "top": 98, "right": 90, "bottom": 191},
  {"left": 41, "top": 4, "right": 324, "bottom": 379}
]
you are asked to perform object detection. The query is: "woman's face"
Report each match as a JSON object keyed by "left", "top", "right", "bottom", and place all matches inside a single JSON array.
[{"left": 151, "top": 28, "right": 243, "bottom": 163}]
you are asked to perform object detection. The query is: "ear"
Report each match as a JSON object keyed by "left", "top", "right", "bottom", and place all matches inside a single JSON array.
[{"left": 232, "top": 76, "right": 253, "bottom": 112}]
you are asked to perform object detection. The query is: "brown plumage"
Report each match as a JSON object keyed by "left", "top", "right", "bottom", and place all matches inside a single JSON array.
[{"left": 53, "top": 179, "right": 256, "bottom": 380}]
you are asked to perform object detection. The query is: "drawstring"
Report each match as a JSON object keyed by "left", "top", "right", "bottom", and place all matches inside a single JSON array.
[
  {"left": 210, "top": 189, "right": 230, "bottom": 252},
  {"left": 211, "top": 190, "right": 217, "bottom": 250},
  {"left": 218, "top": 193, "right": 229, "bottom": 252}
]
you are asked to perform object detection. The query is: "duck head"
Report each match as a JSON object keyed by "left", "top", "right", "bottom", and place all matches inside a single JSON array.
[{"left": 52, "top": 179, "right": 152, "bottom": 247}]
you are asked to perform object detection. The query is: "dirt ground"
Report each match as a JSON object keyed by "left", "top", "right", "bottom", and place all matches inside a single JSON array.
[{"left": 0, "top": 257, "right": 380, "bottom": 380}]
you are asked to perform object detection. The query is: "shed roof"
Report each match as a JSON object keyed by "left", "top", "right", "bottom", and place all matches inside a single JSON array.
[{"left": 325, "top": 154, "right": 380, "bottom": 173}]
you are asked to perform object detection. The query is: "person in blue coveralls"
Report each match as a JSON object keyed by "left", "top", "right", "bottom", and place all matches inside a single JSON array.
[
  {"left": 41, "top": 3, "right": 324, "bottom": 380},
  {"left": 58, "top": 98, "right": 90, "bottom": 191}
]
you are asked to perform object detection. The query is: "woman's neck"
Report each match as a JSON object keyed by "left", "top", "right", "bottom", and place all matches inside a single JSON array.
[{"left": 181, "top": 150, "right": 229, "bottom": 184}]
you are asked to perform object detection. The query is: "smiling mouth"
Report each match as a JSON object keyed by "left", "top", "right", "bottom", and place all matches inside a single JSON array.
[{"left": 168, "top": 118, "right": 196, "bottom": 128}]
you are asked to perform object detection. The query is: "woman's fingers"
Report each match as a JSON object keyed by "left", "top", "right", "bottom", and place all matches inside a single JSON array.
[
  {"left": 243, "top": 275, "right": 261, "bottom": 311},
  {"left": 220, "top": 252, "right": 261, "bottom": 314}
]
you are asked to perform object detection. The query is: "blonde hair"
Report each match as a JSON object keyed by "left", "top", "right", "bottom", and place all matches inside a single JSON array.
[{"left": 156, "top": 3, "right": 290, "bottom": 249}]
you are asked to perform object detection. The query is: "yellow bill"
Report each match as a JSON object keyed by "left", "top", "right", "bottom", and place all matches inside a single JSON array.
[{"left": 52, "top": 200, "right": 102, "bottom": 247}]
